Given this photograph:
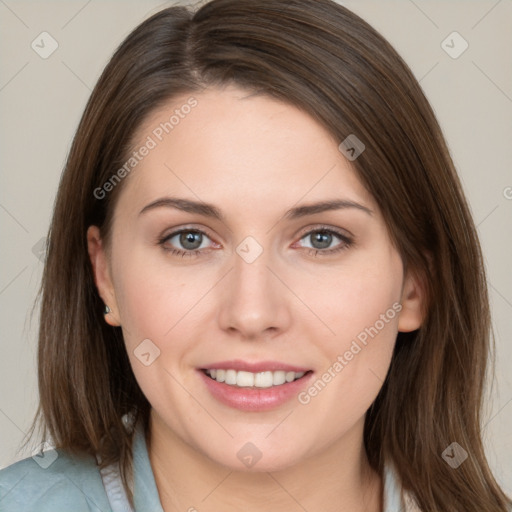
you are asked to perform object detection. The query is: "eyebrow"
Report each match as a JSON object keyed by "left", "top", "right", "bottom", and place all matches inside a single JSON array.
[{"left": 138, "top": 196, "right": 373, "bottom": 220}]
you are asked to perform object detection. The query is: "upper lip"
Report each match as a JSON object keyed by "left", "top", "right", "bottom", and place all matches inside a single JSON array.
[{"left": 200, "top": 359, "right": 312, "bottom": 373}]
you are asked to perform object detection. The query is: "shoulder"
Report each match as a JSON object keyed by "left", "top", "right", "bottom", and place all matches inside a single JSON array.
[{"left": 0, "top": 446, "right": 112, "bottom": 512}]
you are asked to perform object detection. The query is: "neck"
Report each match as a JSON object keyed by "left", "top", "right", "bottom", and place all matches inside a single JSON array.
[{"left": 147, "top": 411, "right": 382, "bottom": 512}]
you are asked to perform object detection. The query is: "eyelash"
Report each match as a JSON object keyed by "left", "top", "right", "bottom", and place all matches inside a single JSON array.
[{"left": 157, "top": 225, "right": 354, "bottom": 259}]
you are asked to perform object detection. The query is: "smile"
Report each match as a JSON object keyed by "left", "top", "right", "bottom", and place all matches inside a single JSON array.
[{"left": 203, "top": 369, "right": 309, "bottom": 388}]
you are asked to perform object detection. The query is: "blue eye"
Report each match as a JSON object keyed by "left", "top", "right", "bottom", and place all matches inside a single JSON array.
[
  {"left": 296, "top": 228, "right": 353, "bottom": 256},
  {"left": 158, "top": 229, "right": 213, "bottom": 258}
]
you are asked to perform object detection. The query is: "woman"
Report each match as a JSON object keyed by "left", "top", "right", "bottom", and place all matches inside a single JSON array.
[{"left": 0, "top": 0, "right": 510, "bottom": 510}]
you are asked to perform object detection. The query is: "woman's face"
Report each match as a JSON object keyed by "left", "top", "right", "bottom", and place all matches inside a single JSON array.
[{"left": 88, "top": 83, "right": 423, "bottom": 471}]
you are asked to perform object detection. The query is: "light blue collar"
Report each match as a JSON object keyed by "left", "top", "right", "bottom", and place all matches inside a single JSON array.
[
  {"left": 132, "top": 420, "right": 164, "bottom": 512},
  {"left": 382, "top": 459, "right": 405, "bottom": 511}
]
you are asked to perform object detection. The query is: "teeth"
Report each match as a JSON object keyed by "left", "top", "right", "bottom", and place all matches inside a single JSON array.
[{"left": 204, "top": 369, "right": 306, "bottom": 388}]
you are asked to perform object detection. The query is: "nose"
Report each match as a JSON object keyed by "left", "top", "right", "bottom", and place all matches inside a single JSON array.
[{"left": 216, "top": 245, "right": 292, "bottom": 341}]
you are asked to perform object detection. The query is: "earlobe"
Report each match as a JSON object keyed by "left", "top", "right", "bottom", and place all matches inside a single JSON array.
[
  {"left": 397, "top": 269, "right": 426, "bottom": 333},
  {"left": 86, "top": 225, "right": 121, "bottom": 327}
]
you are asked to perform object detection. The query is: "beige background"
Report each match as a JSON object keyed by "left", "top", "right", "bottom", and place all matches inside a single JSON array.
[{"left": 0, "top": 0, "right": 511, "bottom": 495}]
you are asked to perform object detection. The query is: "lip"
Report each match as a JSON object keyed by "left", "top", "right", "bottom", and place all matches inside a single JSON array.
[
  {"left": 197, "top": 368, "right": 315, "bottom": 412},
  {"left": 199, "top": 359, "right": 311, "bottom": 373}
]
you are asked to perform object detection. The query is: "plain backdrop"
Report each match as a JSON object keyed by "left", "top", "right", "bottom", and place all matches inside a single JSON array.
[{"left": 1, "top": 0, "right": 511, "bottom": 496}]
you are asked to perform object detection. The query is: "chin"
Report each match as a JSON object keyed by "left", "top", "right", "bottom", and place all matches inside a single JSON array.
[{"left": 205, "top": 442, "right": 306, "bottom": 473}]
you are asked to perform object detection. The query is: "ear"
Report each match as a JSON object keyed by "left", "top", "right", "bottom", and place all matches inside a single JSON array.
[
  {"left": 86, "top": 225, "right": 121, "bottom": 327},
  {"left": 397, "top": 267, "right": 427, "bottom": 333}
]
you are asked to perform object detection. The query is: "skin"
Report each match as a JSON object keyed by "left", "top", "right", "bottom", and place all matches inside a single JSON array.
[{"left": 87, "top": 83, "right": 425, "bottom": 512}]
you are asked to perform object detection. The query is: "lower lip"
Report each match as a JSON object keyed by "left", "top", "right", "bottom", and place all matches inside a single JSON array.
[{"left": 198, "top": 369, "right": 314, "bottom": 412}]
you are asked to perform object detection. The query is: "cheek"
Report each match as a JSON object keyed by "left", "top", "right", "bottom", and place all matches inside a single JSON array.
[
  {"left": 111, "top": 248, "right": 206, "bottom": 414},
  {"left": 295, "top": 304, "right": 399, "bottom": 459},
  {"left": 303, "top": 246, "right": 403, "bottom": 346},
  {"left": 295, "top": 248, "right": 402, "bottom": 416},
  {"left": 110, "top": 246, "right": 223, "bottom": 405},
  {"left": 112, "top": 244, "right": 207, "bottom": 343}
]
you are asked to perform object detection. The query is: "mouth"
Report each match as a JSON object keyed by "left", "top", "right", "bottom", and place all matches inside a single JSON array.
[
  {"left": 201, "top": 368, "right": 313, "bottom": 388},
  {"left": 198, "top": 365, "right": 315, "bottom": 412}
]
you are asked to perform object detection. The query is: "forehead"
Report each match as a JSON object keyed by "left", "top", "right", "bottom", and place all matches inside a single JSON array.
[{"left": 118, "top": 84, "right": 374, "bottom": 216}]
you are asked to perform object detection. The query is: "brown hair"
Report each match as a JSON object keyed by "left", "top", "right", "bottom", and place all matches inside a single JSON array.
[{"left": 22, "top": 0, "right": 511, "bottom": 510}]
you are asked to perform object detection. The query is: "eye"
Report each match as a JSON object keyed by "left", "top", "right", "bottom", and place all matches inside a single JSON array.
[
  {"left": 157, "top": 225, "right": 354, "bottom": 259},
  {"left": 296, "top": 227, "right": 353, "bottom": 256},
  {"left": 158, "top": 228, "right": 216, "bottom": 258}
]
